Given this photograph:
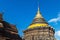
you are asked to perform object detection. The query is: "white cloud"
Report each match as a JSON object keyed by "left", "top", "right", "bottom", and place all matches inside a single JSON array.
[
  {"left": 55, "top": 31, "right": 60, "bottom": 37},
  {"left": 55, "top": 30, "right": 60, "bottom": 40},
  {"left": 48, "top": 13, "right": 60, "bottom": 23}
]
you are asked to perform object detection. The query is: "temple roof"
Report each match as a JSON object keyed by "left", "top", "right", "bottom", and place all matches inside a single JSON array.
[
  {"left": 28, "top": 6, "right": 49, "bottom": 29},
  {"left": 0, "top": 13, "right": 18, "bottom": 33}
]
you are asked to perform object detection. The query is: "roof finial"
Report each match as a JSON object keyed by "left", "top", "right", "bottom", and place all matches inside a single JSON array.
[
  {"left": 0, "top": 12, "right": 4, "bottom": 21},
  {"left": 35, "top": 1, "right": 43, "bottom": 18},
  {"left": 38, "top": 0, "right": 39, "bottom": 10}
]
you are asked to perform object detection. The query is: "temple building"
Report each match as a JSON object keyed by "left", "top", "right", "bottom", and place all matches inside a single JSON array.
[
  {"left": 23, "top": 6, "right": 56, "bottom": 40},
  {"left": 0, "top": 13, "right": 22, "bottom": 40}
]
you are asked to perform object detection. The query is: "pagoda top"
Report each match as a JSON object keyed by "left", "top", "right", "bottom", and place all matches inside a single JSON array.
[
  {"left": 28, "top": 6, "right": 49, "bottom": 29},
  {"left": 35, "top": 6, "right": 43, "bottom": 18}
]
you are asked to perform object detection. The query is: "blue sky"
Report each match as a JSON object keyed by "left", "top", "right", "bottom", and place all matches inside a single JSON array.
[{"left": 0, "top": 0, "right": 60, "bottom": 40}]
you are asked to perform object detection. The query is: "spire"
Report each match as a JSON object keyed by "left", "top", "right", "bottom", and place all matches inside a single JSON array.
[
  {"left": 35, "top": 0, "right": 43, "bottom": 18},
  {"left": 35, "top": 4, "right": 43, "bottom": 18},
  {"left": 27, "top": 1, "right": 48, "bottom": 29}
]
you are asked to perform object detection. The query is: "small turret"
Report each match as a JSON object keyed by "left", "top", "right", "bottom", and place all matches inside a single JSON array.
[
  {"left": 0, "top": 13, "right": 3, "bottom": 21},
  {"left": 0, "top": 13, "right": 3, "bottom": 28}
]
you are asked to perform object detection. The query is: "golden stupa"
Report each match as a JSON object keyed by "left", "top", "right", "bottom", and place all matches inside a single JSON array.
[{"left": 28, "top": 7, "right": 48, "bottom": 29}]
